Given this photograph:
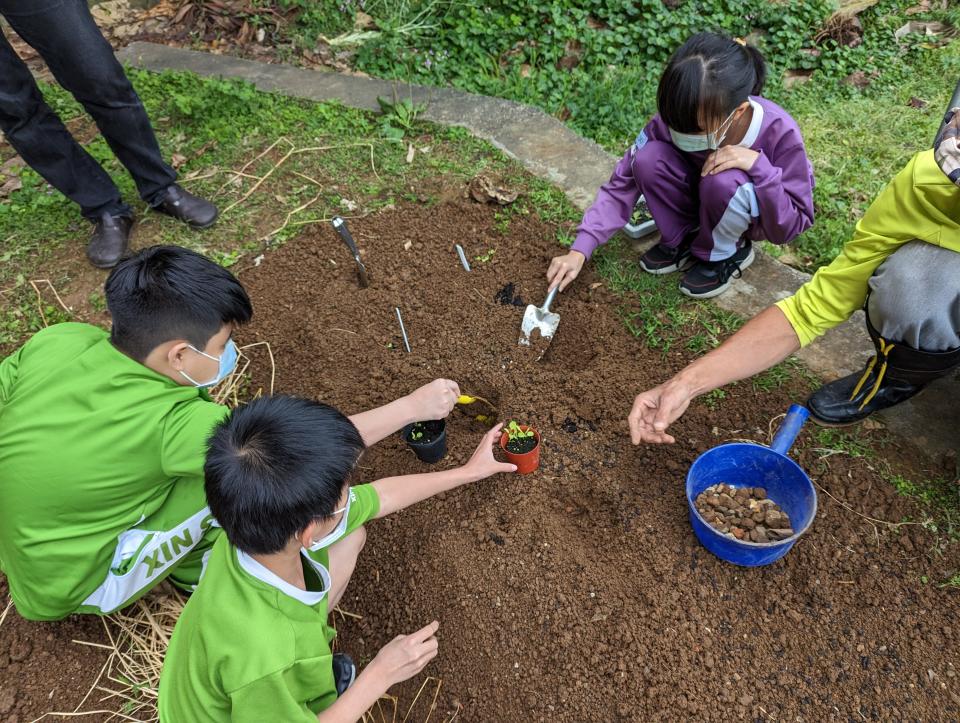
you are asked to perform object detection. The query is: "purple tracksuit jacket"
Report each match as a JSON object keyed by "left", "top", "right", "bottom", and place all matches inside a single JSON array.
[{"left": 572, "top": 96, "right": 815, "bottom": 263}]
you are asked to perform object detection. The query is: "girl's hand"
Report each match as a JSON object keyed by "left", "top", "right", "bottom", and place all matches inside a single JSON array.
[
  {"left": 464, "top": 423, "right": 517, "bottom": 480},
  {"left": 546, "top": 250, "right": 586, "bottom": 292},
  {"left": 703, "top": 146, "right": 760, "bottom": 176}
]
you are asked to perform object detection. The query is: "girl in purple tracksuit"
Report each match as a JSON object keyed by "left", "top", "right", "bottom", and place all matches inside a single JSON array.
[{"left": 547, "top": 32, "right": 815, "bottom": 299}]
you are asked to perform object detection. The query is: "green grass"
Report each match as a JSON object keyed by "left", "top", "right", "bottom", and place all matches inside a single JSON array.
[
  {"left": 813, "top": 427, "right": 876, "bottom": 458},
  {"left": 774, "top": 40, "right": 960, "bottom": 269},
  {"left": 889, "top": 472, "right": 960, "bottom": 542},
  {"left": 0, "top": 68, "right": 528, "bottom": 355},
  {"left": 308, "top": 0, "right": 960, "bottom": 274},
  {"left": 591, "top": 236, "right": 743, "bottom": 354}
]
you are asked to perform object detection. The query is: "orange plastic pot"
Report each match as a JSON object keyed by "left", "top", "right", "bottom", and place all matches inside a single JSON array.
[{"left": 500, "top": 426, "right": 541, "bottom": 475}]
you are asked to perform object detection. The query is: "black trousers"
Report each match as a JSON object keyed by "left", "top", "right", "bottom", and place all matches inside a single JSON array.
[{"left": 0, "top": 0, "right": 176, "bottom": 219}]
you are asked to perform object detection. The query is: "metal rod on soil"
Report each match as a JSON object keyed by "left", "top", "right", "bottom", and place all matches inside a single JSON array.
[
  {"left": 455, "top": 244, "right": 471, "bottom": 272},
  {"left": 395, "top": 307, "right": 412, "bottom": 353}
]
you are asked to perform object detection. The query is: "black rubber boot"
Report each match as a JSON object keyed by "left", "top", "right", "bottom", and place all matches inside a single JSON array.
[
  {"left": 807, "top": 315, "right": 960, "bottom": 426},
  {"left": 333, "top": 653, "right": 357, "bottom": 696}
]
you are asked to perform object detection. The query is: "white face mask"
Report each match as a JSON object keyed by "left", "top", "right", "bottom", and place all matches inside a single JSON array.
[
  {"left": 669, "top": 107, "right": 738, "bottom": 152},
  {"left": 308, "top": 493, "right": 351, "bottom": 552}
]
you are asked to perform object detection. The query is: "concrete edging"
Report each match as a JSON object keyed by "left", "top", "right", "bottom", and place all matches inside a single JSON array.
[{"left": 116, "top": 41, "right": 958, "bottom": 456}]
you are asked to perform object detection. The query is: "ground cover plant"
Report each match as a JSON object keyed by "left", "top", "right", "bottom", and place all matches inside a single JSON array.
[
  {"left": 153, "top": 0, "right": 960, "bottom": 271},
  {"left": 0, "top": 53, "right": 959, "bottom": 722}
]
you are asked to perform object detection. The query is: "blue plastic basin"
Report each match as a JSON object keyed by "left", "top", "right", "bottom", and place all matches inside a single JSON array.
[{"left": 685, "top": 404, "right": 817, "bottom": 567}]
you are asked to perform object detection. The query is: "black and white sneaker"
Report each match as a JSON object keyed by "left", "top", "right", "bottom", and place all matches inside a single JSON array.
[
  {"left": 639, "top": 241, "right": 695, "bottom": 275},
  {"left": 679, "top": 242, "right": 755, "bottom": 299},
  {"left": 333, "top": 653, "right": 357, "bottom": 696}
]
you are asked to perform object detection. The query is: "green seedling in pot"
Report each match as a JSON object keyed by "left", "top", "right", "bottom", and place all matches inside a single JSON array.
[
  {"left": 506, "top": 420, "right": 534, "bottom": 441},
  {"left": 410, "top": 422, "right": 426, "bottom": 441}
]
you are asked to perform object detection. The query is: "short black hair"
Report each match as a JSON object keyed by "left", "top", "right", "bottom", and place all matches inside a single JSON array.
[
  {"left": 657, "top": 32, "right": 767, "bottom": 134},
  {"left": 104, "top": 245, "right": 252, "bottom": 361},
  {"left": 205, "top": 395, "right": 365, "bottom": 555}
]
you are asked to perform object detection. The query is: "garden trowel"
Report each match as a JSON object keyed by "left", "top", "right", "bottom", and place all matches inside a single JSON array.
[
  {"left": 331, "top": 216, "right": 369, "bottom": 288},
  {"left": 518, "top": 286, "right": 560, "bottom": 348}
]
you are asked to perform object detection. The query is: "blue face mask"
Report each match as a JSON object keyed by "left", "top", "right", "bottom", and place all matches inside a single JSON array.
[
  {"left": 180, "top": 339, "right": 238, "bottom": 388},
  {"left": 669, "top": 107, "right": 738, "bottom": 153}
]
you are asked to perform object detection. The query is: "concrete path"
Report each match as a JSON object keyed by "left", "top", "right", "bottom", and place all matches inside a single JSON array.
[{"left": 118, "top": 42, "right": 958, "bottom": 457}]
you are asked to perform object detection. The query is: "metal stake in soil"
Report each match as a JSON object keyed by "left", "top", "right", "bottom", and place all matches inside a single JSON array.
[
  {"left": 455, "top": 244, "right": 471, "bottom": 272},
  {"left": 395, "top": 307, "right": 412, "bottom": 353}
]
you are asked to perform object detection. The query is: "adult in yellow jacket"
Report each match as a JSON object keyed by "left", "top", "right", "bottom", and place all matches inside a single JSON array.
[{"left": 628, "top": 108, "right": 960, "bottom": 442}]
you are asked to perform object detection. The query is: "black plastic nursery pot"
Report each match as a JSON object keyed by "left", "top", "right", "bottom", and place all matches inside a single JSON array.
[{"left": 403, "top": 419, "right": 448, "bottom": 464}]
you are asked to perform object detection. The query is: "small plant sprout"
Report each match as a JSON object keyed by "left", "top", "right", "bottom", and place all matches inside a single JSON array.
[
  {"left": 506, "top": 420, "right": 534, "bottom": 441},
  {"left": 475, "top": 248, "right": 496, "bottom": 263}
]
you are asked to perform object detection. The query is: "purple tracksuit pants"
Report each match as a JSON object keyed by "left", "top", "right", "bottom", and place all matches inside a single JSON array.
[{"left": 636, "top": 140, "right": 761, "bottom": 262}]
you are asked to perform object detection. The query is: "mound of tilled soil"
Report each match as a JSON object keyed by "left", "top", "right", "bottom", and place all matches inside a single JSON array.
[
  {"left": 236, "top": 199, "right": 960, "bottom": 721},
  {"left": 4, "top": 197, "right": 959, "bottom": 721}
]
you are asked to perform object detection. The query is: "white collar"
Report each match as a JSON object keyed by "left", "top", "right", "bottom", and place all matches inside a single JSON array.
[
  {"left": 237, "top": 548, "right": 331, "bottom": 606},
  {"left": 738, "top": 98, "right": 764, "bottom": 148}
]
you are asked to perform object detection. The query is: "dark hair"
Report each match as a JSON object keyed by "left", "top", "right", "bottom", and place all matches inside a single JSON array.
[
  {"left": 657, "top": 32, "right": 767, "bottom": 134},
  {"left": 205, "top": 395, "right": 365, "bottom": 555},
  {"left": 104, "top": 245, "right": 252, "bottom": 361}
]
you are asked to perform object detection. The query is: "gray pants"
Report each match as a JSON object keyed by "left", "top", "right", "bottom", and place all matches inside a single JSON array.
[{"left": 868, "top": 240, "right": 960, "bottom": 352}]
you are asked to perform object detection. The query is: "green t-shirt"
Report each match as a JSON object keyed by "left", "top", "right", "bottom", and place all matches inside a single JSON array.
[
  {"left": 158, "top": 484, "right": 380, "bottom": 723},
  {"left": 0, "top": 323, "right": 228, "bottom": 620}
]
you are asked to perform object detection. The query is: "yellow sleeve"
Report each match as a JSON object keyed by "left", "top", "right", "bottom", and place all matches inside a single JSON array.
[{"left": 776, "top": 151, "right": 955, "bottom": 347}]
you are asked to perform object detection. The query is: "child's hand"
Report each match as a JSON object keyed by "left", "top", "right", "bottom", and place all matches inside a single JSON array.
[
  {"left": 703, "top": 146, "right": 760, "bottom": 176},
  {"left": 547, "top": 250, "right": 585, "bottom": 292},
  {"left": 406, "top": 379, "right": 460, "bottom": 421},
  {"left": 464, "top": 423, "right": 518, "bottom": 480},
  {"left": 370, "top": 621, "right": 440, "bottom": 686}
]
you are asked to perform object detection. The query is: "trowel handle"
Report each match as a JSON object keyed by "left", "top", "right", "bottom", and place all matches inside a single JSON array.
[
  {"left": 770, "top": 404, "right": 810, "bottom": 456},
  {"left": 332, "top": 217, "right": 361, "bottom": 260},
  {"left": 542, "top": 286, "right": 558, "bottom": 312}
]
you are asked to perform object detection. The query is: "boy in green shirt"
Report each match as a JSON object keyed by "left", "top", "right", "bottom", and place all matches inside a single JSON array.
[
  {"left": 0, "top": 245, "right": 462, "bottom": 620},
  {"left": 159, "top": 396, "right": 516, "bottom": 722}
]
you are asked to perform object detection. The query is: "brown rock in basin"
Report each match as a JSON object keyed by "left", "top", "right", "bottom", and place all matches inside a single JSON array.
[{"left": 695, "top": 483, "right": 792, "bottom": 545}]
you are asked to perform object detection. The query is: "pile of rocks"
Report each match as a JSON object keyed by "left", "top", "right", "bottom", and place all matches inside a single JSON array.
[{"left": 694, "top": 483, "right": 794, "bottom": 544}]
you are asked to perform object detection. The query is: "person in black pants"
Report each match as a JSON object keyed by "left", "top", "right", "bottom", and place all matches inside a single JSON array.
[{"left": 0, "top": 0, "right": 218, "bottom": 268}]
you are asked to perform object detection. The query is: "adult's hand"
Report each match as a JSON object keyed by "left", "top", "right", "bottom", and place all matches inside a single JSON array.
[
  {"left": 628, "top": 377, "right": 697, "bottom": 445},
  {"left": 546, "top": 250, "right": 586, "bottom": 292}
]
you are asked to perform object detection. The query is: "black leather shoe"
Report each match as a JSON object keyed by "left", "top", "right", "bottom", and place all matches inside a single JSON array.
[
  {"left": 807, "top": 367, "right": 927, "bottom": 427},
  {"left": 153, "top": 184, "right": 218, "bottom": 228},
  {"left": 86, "top": 213, "right": 134, "bottom": 269},
  {"left": 332, "top": 653, "right": 356, "bottom": 696}
]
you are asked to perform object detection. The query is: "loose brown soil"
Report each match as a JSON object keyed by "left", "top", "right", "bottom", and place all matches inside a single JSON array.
[
  {"left": 3, "top": 194, "right": 960, "bottom": 721},
  {"left": 236, "top": 198, "right": 960, "bottom": 721},
  {"left": 0, "top": 578, "right": 110, "bottom": 722}
]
